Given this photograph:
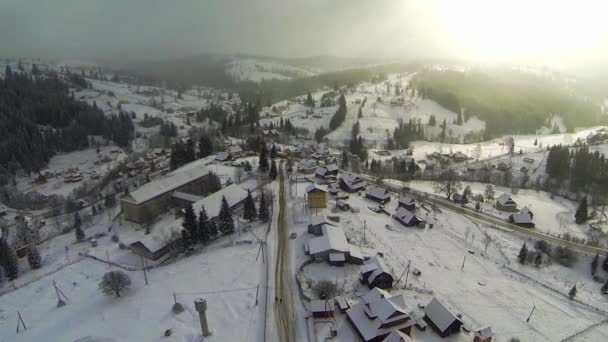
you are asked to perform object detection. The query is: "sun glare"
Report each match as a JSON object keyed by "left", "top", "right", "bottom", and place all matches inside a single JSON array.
[{"left": 430, "top": 0, "right": 608, "bottom": 63}]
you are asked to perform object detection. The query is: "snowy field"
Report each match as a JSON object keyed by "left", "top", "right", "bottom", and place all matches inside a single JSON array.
[
  {"left": 226, "top": 58, "right": 317, "bottom": 82},
  {"left": 287, "top": 175, "right": 608, "bottom": 341},
  {"left": 404, "top": 180, "right": 588, "bottom": 238}
]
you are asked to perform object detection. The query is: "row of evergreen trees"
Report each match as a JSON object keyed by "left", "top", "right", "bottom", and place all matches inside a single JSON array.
[
  {"left": 546, "top": 144, "right": 608, "bottom": 193},
  {"left": 0, "top": 67, "right": 134, "bottom": 173},
  {"left": 169, "top": 135, "right": 216, "bottom": 171},
  {"left": 180, "top": 190, "right": 270, "bottom": 249},
  {"left": 390, "top": 118, "right": 425, "bottom": 149}
]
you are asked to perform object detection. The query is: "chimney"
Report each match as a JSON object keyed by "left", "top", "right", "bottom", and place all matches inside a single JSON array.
[{"left": 194, "top": 298, "right": 211, "bottom": 337}]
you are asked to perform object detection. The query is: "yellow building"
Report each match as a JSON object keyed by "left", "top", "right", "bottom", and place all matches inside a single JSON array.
[{"left": 306, "top": 183, "right": 328, "bottom": 208}]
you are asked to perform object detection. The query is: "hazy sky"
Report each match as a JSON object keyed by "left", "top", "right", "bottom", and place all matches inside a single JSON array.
[{"left": 1, "top": 0, "right": 607, "bottom": 71}]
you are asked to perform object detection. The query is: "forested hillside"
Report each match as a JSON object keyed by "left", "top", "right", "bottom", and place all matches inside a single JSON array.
[
  {"left": 0, "top": 67, "right": 134, "bottom": 174},
  {"left": 411, "top": 69, "right": 603, "bottom": 138}
]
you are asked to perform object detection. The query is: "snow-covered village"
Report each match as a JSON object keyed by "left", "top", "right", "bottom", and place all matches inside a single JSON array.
[{"left": 2, "top": 2, "right": 608, "bottom": 341}]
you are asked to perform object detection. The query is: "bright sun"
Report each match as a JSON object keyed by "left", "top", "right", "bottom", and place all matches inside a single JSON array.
[{"left": 429, "top": 0, "right": 608, "bottom": 63}]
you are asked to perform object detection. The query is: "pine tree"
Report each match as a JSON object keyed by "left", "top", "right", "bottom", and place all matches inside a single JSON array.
[
  {"left": 182, "top": 204, "right": 198, "bottom": 244},
  {"left": 592, "top": 253, "right": 599, "bottom": 275},
  {"left": 534, "top": 253, "right": 542, "bottom": 267},
  {"left": 259, "top": 191, "right": 270, "bottom": 223},
  {"left": 341, "top": 150, "right": 349, "bottom": 169},
  {"left": 568, "top": 284, "right": 577, "bottom": 300},
  {"left": 602, "top": 279, "right": 608, "bottom": 294},
  {"left": 74, "top": 212, "right": 85, "bottom": 241},
  {"left": 575, "top": 197, "right": 588, "bottom": 224},
  {"left": 181, "top": 229, "right": 192, "bottom": 250},
  {"left": 0, "top": 238, "right": 19, "bottom": 280},
  {"left": 28, "top": 247, "right": 42, "bottom": 269},
  {"left": 198, "top": 207, "right": 210, "bottom": 243},
  {"left": 603, "top": 254, "right": 608, "bottom": 272},
  {"left": 518, "top": 243, "right": 528, "bottom": 264},
  {"left": 269, "top": 160, "right": 278, "bottom": 180},
  {"left": 243, "top": 190, "right": 257, "bottom": 221},
  {"left": 305, "top": 92, "right": 314, "bottom": 107},
  {"left": 271, "top": 144, "right": 277, "bottom": 159},
  {"left": 259, "top": 144, "right": 269, "bottom": 172},
  {"left": 208, "top": 220, "right": 218, "bottom": 239},
  {"left": 218, "top": 196, "right": 235, "bottom": 235}
]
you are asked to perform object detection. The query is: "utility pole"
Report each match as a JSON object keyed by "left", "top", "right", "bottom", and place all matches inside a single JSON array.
[
  {"left": 396, "top": 260, "right": 411, "bottom": 288},
  {"left": 461, "top": 255, "right": 467, "bottom": 270},
  {"left": 53, "top": 280, "right": 68, "bottom": 307},
  {"left": 16, "top": 311, "right": 27, "bottom": 333},
  {"left": 363, "top": 220, "right": 367, "bottom": 245},
  {"left": 526, "top": 304, "right": 536, "bottom": 323},
  {"left": 140, "top": 255, "right": 149, "bottom": 285}
]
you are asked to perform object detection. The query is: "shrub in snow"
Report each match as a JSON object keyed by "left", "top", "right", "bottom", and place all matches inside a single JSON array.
[
  {"left": 99, "top": 270, "right": 131, "bottom": 297},
  {"left": 111, "top": 234, "right": 120, "bottom": 243},
  {"left": 172, "top": 302, "right": 184, "bottom": 314},
  {"left": 28, "top": 247, "right": 42, "bottom": 269},
  {"left": 313, "top": 280, "right": 337, "bottom": 300},
  {"left": 118, "top": 242, "right": 128, "bottom": 250}
]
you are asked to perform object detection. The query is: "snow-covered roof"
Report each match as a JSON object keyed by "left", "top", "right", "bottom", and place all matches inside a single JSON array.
[
  {"left": 423, "top": 297, "right": 460, "bottom": 333},
  {"left": 361, "top": 257, "right": 392, "bottom": 284},
  {"left": 309, "top": 215, "right": 335, "bottom": 227},
  {"left": 330, "top": 253, "right": 346, "bottom": 262},
  {"left": 325, "top": 164, "right": 338, "bottom": 172},
  {"left": 189, "top": 184, "right": 248, "bottom": 220},
  {"left": 123, "top": 163, "right": 210, "bottom": 204},
  {"left": 308, "top": 225, "right": 349, "bottom": 255},
  {"left": 129, "top": 224, "right": 181, "bottom": 253},
  {"left": 521, "top": 206, "right": 532, "bottom": 215},
  {"left": 215, "top": 152, "right": 230, "bottom": 161},
  {"left": 341, "top": 174, "right": 365, "bottom": 190},
  {"left": 475, "top": 326, "right": 493, "bottom": 339},
  {"left": 171, "top": 191, "right": 203, "bottom": 203},
  {"left": 228, "top": 145, "right": 243, "bottom": 154},
  {"left": 496, "top": 193, "right": 516, "bottom": 206},
  {"left": 366, "top": 186, "right": 390, "bottom": 200},
  {"left": 306, "top": 183, "right": 328, "bottom": 193},
  {"left": 349, "top": 245, "right": 363, "bottom": 260},
  {"left": 394, "top": 207, "right": 420, "bottom": 225},
  {"left": 398, "top": 195, "right": 415, "bottom": 206},
  {"left": 510, "top": 212, "right": 533, "bottom": 224},
  {"left": 346, "top": 290, "right": 414, "bottom": 341},
  {"left": 382, "top": 330, "right": 412, "bottom": 342}
]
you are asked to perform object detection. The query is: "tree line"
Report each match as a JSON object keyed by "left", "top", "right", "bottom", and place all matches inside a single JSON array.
[{"left": 0, "top": 67, "right": 134, "bottom": 175}]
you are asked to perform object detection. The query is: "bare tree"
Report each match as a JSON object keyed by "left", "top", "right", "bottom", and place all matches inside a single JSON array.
[
  {"left": 99, "top": 270, "right": 132, "bottom": 297},
  {"left": 434, "top": 169, "right": 462, "bottom": 199}
]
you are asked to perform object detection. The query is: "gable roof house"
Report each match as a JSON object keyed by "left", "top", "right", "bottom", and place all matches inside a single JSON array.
[
  {"left": 314, "top": 164, "right": 338, "bottom": 180},
  {"left": 346, "top": 287, "right": 416, "bottom": 342},
  {"left": 397, "top": 195, "right": 416, "bottom": 211},
  {"left": 305, "top": 225, "right": 363, "bottom": 266},
  {"left": 121, "top": 164, "right": 211, "bottom": 224},
  {"left": 393, "top": 208, "right": 423, "bottom": 228},
  {"left": 340, "top": 174, "right": 366, "bottom": 192},
  {"left": 215, "top": 151, "right": 231, "bottom": 162},
  {"left": 508, "top": 212, "right": 534, "bottom": 228},
  {"left": 423, "top": 297, "right": 463, "bottom": 337},
  {"left": 360, "top": 257, "right": 394, "bottom": 289},
  {"left": 382, "top": 330, "right": 413, "bottom": 342},
  {"left": 366, "top": 186, "right": 391, "bottom": 204},
  {"left": 306, "top": 183, "right": 328, "bottom": 208},
  {"left": 495, "top": 193, "right": 518, "bottom": 212},
  {"left": 307, "top": 215, "right": 337, "bottom": 236},
  {"left": 297, "top": 159, "right": 317, "bottom": 174},
  {"left": 228, "top": 145, "right": 243, "bottom": 157}
]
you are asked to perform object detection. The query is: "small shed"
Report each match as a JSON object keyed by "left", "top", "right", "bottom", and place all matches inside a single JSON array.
[
  {"left": 393, "top": 207, "right": 423, "bottom": 228},
  {"left": 474, "top": 326, "right": 494, "bottom": 342},
  {"left": 398, "top": 195, "right": 416, "bottom": 211},
  {"left": 310, "top": 300, "right": 335, "bottom": 318},
  {"left": 306, "top": 183, "right": 328, "bottom": 208},
  {"left": 336, "top": 200, "right": 350, "bottom": 211},
  {"left": 508, "top": 212, "right": 534, "bottom": 228},
  {"left": 334, "top": 296, "right": 351, "bottom": 313}
]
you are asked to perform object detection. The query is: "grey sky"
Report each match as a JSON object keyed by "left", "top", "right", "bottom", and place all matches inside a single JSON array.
[{"left": 0, "top": 0, "right": 606, "bottom": 72}]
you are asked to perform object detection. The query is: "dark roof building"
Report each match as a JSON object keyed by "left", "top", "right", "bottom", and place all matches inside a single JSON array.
[
  {"left": 393, "top": 208, "right": 423, "bottom": 227},
  {"left": 340, "top": 174, "right": 366, "bottom": 192},
  {"left": 397, "top": 195, "right": 416, "bottom": 211},
  {"left": 360, "top": 257, "right": 394, "bottom": 289},
  {"left": 366, "top": 186, "right": 391, "bottom": 204},
  {"left": 423, "top": 297, "right": 463, "bottom": 337}
]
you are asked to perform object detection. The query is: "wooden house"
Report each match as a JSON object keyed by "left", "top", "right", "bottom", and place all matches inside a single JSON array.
[
  {"left": 423, "top": 298, "right": 463, "bottom": 337},
  {"left": 306, "top": 183, "right": 328, "bottom": 208},
  {"left": 360, "top": 257, "right": 394, "bottom": 289},
  {"left": 366, "top": 186, "right": 390, "bottom": 204},
  {"left": 495, "top": 193, "right": 517, "bottom": 212},
  {"left": 397, "top": 195, "right": 416, "bottom": 211}
]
